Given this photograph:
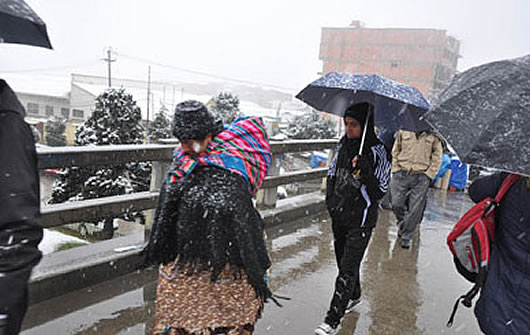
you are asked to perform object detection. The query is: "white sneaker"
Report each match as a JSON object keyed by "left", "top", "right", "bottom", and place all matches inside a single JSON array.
[
  {"left": 314, "top": 322, "right": 340, "bottom": 335},
  {"left": 345, "top": 298, "right": 361, "bottom": 314}
]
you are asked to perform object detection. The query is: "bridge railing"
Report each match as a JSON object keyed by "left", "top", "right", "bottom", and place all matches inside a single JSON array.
[{"left": 38, "top": 139, "right": 338, "bottom": 233}]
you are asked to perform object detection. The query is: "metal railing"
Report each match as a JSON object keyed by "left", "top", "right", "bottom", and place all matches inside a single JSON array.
[{"left": 38, "top": 139, "right": 338, "bottom": 232}]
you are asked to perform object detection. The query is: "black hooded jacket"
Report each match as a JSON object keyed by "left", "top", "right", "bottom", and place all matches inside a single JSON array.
[
  {"left": 0, "top": 80, "right": 43, "bottom": 273},
  {"left": 326, "top": 105, "right": 391, "bottom": 228},
  {"left": 143, "top": 165, "right": 272, "bottom": 299}
]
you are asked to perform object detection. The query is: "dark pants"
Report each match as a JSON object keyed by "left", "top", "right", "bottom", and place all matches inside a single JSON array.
[
  {"left": 325, "top": 220, "right": 373, "bottom": 327},
  {"left": 0, "top": 268, "right": 32, "bottom": 335},
  {"left": 390, "top": 171, "right": 430, "bottom": 241}
]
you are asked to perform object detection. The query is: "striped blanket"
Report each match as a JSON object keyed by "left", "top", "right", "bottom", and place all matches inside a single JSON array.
[{"left": 168, "top": 116, "right": 271, "bottom": 196}]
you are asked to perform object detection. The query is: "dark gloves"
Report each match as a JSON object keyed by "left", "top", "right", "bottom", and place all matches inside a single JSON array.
[
  {"left": 356, "top": 155, "right": 373, "bottom": 180},
  {"left": 355, "top": 155, "right": 382, "bottom": 200}
]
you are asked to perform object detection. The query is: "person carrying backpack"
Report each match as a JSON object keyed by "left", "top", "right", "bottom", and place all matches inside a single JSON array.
[{"left": 468, "top": 173, "right": 530, "bottom": 334}]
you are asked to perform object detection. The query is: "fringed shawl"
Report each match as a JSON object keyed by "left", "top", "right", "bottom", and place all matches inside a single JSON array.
[{"left": 143, "top": 166, "right": 272, "bottom": 299}]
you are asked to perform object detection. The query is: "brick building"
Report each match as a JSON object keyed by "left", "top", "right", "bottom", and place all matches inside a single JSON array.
[{"left": 319, "top": 21, "right": 460, "bottom": 102}]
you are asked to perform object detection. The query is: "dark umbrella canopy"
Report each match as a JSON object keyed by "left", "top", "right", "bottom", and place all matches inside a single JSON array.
[
  {"left": 296, "top": 72, "right": 431, "bottom": 133},
  {"left": 424, "top": 54, "right": 530, "bottom": 176},
  {"left": 0, "top": 0, "right": 52, "bottom": 49}
]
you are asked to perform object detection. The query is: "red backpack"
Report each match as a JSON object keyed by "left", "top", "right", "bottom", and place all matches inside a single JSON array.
[{"left": 446, "top": 174, "right": 520, "bottom": 327}]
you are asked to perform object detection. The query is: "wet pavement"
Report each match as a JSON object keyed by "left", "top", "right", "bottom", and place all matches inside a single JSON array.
[{"left": 22, "top": 188, "right": 483, "bottom": 334}]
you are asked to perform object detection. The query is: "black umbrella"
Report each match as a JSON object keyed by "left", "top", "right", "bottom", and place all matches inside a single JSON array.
[
  {"left": 0, "top": 0, "right": 52, "bottom": 49},
  {"left": 296, "top": 72, "right": 431, "bottom": 154},
  {"left": 424, "top": 54, "right": 530, "bottom": 176}
]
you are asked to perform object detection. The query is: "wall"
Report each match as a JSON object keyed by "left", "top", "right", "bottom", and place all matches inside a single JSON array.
[
  {"left": 319, "top": 26, "right": 460, "bottom": 102},
  {"left": 16, "top": 92, "right": 70, "bottom": 120},
  {"left": 69, "top": 83, "right": 96, "bottom": 121}
]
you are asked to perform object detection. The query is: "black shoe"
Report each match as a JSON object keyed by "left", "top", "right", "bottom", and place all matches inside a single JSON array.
[{"left": 400, "top": 239, "right": 411, "bottom": 249}]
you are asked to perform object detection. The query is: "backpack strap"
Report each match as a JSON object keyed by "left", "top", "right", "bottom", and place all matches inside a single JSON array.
[
  {"left": 447, "top": 266, "right": 487, "bottom": 327},
  {"left": 482, "top": 174, "right": 521, "bottom": 217},
  {"left": 447, "top": 285, "right": 480, "bottom": 327},
  {"left": 494, "top": 174, "right": 520, "bottom": 203}
]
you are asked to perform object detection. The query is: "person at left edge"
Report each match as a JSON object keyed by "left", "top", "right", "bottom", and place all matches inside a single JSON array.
[{"left": 0, "top": 79, "right": 43, "bottom": 335}]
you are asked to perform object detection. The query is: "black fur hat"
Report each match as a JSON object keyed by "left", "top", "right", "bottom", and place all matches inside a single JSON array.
[{"left": 172, "top": 100, "right": 222, "bottom": 140}]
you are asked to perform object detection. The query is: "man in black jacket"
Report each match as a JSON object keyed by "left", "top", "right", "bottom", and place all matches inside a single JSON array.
[{"left": 0, "top": 80, "right": 43, "bottom": 334}]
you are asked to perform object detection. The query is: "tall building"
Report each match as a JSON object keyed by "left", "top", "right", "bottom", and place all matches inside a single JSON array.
[{"left": 319, "top": 21, "right": 460, "bottom": 102}]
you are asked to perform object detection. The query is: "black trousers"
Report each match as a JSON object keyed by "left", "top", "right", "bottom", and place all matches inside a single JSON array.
[
  {"left": 325, "top": 219, "right": 373, "bottom": 327},
  {"left": 0, "top": 268, "right": 32, "bottom": 335}
]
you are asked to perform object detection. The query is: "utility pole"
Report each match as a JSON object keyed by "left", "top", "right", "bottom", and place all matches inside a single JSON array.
[
  {"left": 146, "top": 65, "right": 151, "bottom": 143},
  {"left": 101, "top": 47, "right": 116, "bottom": 87}
]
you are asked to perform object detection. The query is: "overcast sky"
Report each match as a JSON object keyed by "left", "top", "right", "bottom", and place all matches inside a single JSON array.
[{"left": 1, "top": 0, "right": 529, "bottom": 92}]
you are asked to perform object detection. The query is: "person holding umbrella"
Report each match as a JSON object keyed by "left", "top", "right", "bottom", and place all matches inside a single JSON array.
[
  {"left": 1, "top": 1, "right": 52, "bottom": 333},
  {"left": 0, "top": 80, "right": 43, "bottom": 335},
  {"left": 425, "top": 54, "right": 530, "bottom": 335},
  {"left": 467, "top": 173, "right": 530, "bottom": 334},
  {"left": 315, "top": 102, "right": 391, "bottom": 335}
]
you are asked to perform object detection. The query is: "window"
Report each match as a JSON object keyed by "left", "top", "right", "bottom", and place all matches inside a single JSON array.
[
  {"left": 45, "top": 105, "right": 54, "bottom": 116},
  {"left": 27, "top": 103, "right": 39, "bottom": 115},
  {"left": 72, "top": 109, "right": 84, "bottom": 118},
  {"left": 61, "top": 108, "right": 70, "bottom": 119}
]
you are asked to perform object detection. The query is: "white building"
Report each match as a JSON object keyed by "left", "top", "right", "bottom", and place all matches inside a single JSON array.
[{"left": 2, "top": 72, "right": 305, "bottom": 140}]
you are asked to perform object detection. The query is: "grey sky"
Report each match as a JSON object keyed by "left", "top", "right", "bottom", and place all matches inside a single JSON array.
[{"left": 1, "top": 0, "right": 529, "bottom": 92}]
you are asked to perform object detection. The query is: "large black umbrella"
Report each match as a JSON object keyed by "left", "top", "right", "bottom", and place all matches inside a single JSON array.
[
  {"left": 296, "top": 72, "right": 431, "bottom": 153},
  {"left": 424, "top": 54, "right": 530, "bottom": 176},
  {"left": 0, "top": 0, "right": 52, "bottom": 49}
]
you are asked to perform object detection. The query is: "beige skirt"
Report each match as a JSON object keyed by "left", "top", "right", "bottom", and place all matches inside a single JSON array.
[{"left": 153, "top": 263, "right": 264, "bottom": 335}]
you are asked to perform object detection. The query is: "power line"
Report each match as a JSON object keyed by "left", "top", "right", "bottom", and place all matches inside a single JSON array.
[
  {"left": 116, "top": 52, "right": 296, "bottom": 92},
  {"left": 0, "top": 61, "right": 101, "bottom": 74}
]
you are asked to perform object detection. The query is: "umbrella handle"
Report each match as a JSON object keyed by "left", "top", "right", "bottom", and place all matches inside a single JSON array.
[{"left": 358, "top": 109, "right": 372, "bottom": 156}]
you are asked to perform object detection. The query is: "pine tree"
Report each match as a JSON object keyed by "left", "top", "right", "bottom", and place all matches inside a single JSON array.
[
  {"left": 286, "top": 110, "right": 337, "bottom": 139},
  {"left": 50, "top": 88, "right": 151, "bottom": 239},
  {"left": 148, "top": 105, "right": 172, "bottom": 142},
  {"left": 211, "top": 92, "right": 241, "bottom": 124},
  {"left": 44, "top": 119, "right": 67, "bottom": 146}
]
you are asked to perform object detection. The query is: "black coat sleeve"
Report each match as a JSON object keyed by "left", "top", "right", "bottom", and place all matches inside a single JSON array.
[
  {"left": 325, "top": 175, "right": 339, "bottom": 214},
  {"left": 142, "top": 178, "right": 180, "bottom": 266},
  {"left": 0, "top": 112, "right": 43, "bottom": 272}
]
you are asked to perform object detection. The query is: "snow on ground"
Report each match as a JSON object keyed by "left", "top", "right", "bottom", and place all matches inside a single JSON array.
[{"left": 39, "top": 229, "right": 89, "bottom": 255}]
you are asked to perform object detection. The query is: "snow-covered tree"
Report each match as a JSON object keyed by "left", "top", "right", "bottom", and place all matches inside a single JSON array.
[
  {"left": 148, "top": 105, "right": 172, "bottom": 142},
  {"left": 286, "top": 110, "right": 337, "bottom": 139},
  {"left": 50, "top": 88, "right": 150, "bottom": 239},
  {"left": 210, "top": 92, "right": 241, "bottom": 124},
  {"left": 44, "top": 119, "right": 67, "bottom": 146}
]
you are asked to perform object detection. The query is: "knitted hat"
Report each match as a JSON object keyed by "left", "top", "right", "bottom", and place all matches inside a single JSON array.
[
  {"left": 344, "top": 102, "right": 373, "bottom": 127},
  {"left": 172, "top": 100, "right": 221, "bottom": 140}
]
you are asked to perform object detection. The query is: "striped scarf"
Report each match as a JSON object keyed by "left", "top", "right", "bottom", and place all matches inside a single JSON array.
[{"left": 168, "top": 116, "right": 271, "bottom": 196}]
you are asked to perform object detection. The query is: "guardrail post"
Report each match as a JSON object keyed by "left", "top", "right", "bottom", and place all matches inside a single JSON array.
[
  {"left": 257, "top": 153, "right": 282, "bottom": 208},
  {"left": 144, "top": 145, "right": 172, "bottom": 242},
  {"left": 321, "top": 148, "right": 335, "bottom": 193}
]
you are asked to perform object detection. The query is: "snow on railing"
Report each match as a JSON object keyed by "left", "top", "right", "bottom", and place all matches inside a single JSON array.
[{"left": 38, "top": 140, "right": 338, "bottom": 230}]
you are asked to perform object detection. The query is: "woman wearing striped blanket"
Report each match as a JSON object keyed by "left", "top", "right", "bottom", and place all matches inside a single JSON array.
[{"left": 143, "top": 100, "right": 274, "bottom": 335}]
